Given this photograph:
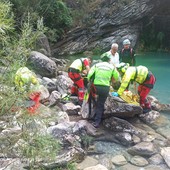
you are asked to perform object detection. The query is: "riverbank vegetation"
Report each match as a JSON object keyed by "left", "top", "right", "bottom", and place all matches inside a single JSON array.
[
  {"left": 9, "top": 0, "right": 72, "bottom": 43},
  {"left": 0, "top": 2, "right": 63, "bottom": 169}
]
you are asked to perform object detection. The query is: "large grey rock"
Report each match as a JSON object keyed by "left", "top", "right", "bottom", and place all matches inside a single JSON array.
[
  {"left": 42, "top": 147, "right": 85, "bottom": 168},
  {"left": 52, "top": 0, "right": 162, "bottom": 55},
  {"left": 84, "top": 164, "right": 108, "bottom": 170},
  {"left": 139, "top": 110, "right": 160, "bottom": 124},
  {"left": 28, "top": 51, "right": 57, "bottom": 77},
  {"left": 49, "top": 90, "right": 62, "bottom": 106},
  {"left": 39, "top": 84, "right": 50, "bottom": 100},
  {"left": 77, "top": 156, "right": 98, "bottom": 170},
  {"left": 42, "top": 77, "right": 57, "bottom": 92},
  {"left": 62, "top": 102, "right": 81, "bottom": 115},
  {"left": 104, "top": 96, "right": 142, "bottom": 118},
  {"left": 103, "top": 117, "right": 142, "bottom": 136},
  {"left": 127, "top": 142, "right": 157, "bottom": 156},
  {"left": 148, "top": 154, "right": 164, "bottom": 165},
  {"left": 56, "top": 74, "right": 73, "bottom": 95},
  {"left": 130, "top": 155, "right": 149, "bottom": 167},
  {"left": 111, "top": 155, "right": 127, "bottom": 166},
  {"left": 115, "top": 132, "right": 133, "bottom": 146},
  {"left": 36, "top": 33, "right": 51, "bottom": 57}
]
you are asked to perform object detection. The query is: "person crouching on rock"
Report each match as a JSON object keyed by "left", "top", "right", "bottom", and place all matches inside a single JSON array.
[
  {"left": 112, "top": 63, "right": 156, "bottom": 113},
  {"left": 68, "top": 56, "right": 92, "bottom": 105}
]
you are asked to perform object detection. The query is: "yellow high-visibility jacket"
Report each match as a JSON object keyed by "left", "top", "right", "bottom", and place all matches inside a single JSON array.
[
  {"left": 117, "top": 66, "right": 148, "bottom": 95},
  {"left": 87, "top": 62, "right": 119, "bottom": 86},
  {"left": 15, "top": 67, "right": 39, "bottom": 92}
]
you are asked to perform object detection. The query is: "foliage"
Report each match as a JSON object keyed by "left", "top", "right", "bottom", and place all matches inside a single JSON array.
[
  {"left": 68, "top": 0, "right": 102, "bottom": 27},
  {"left": 0, "top": 1, "right": 45, "bottom": 116},
  {"left": 92, "top": 46, "right": 103, "bottom": 55},
  {"left": 139, "top": 18, "right": 166, "bottom": 51},
  {"left": 81, "top": 134, "right": 93, "bottom": 149},
  {"left": 0, "top": 1, "right": 14, "bottom": 50},
  {"left": 22, "top": 132, "right": 60, "bottom": 166},
  {"left": 10, "top": 113, "right": 60, "bottom": 168},
  {"left": 0, "top": 2, "right": 75, "bottom": 169},
  {"left": 66, "top": 163, "right": 77, "bottom": 170},
  {"left": 9, "top": 0, "right": 72, "bottom": 42},
  {"left": 39, "top": 0, "right": 72, "bottom": 28}
]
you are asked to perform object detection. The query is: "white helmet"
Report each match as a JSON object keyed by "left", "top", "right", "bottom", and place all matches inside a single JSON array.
[
  {"left": 123, "top": 39, "right": 131, "bottom": 45},
  {"left": 116, "top": 62, "right": 129, "bottom": 73}
]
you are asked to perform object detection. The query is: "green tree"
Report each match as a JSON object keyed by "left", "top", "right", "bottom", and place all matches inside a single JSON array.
[
  {"left": 0, "top": 1, "right": 14, "bottom": 50},
  {"left": 0, "top": 2, "right": 62, "bottom": 169},
  {"left": 0, "top": 1, "right": 45, "bottom": 115},
  {"left": 9, "top": 0, "right": 72, "bottom": 42}
]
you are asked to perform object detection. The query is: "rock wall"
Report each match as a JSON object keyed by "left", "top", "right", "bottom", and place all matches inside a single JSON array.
[{"left": 52, "top": 0, "right": 165, "bottom": 56}]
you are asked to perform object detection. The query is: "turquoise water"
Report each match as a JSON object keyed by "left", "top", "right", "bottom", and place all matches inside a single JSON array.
[{"left": 136, "top": 52, "right": 170, "bottom": 104}]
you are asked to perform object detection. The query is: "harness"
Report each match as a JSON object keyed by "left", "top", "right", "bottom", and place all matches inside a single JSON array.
[
  {"left": 143, "top": 71, "right": 155, "bottom": 89},
  {"left": 80, "top": 58, "right": 86, "bottom": 70},
  {"left": 132, "top": 67, "right": 138, "bottom": 81},
  {"left": 122, "top": 48, "right": 133, "bottom": 58},
  {"left": 134, "top": 69, "right": 155, "bottom": 89},
  {"left": 68, "top": 67, "right": 80, "bottom": 73}
]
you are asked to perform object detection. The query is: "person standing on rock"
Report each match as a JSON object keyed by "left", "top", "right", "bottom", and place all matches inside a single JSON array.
[
  {"left": 87, "top": 55, "right": 120, "bottom": 128},
  {"left": 68, "top": 57, "right": 92, "bottom": 105},
  {"left": 119, "top": 39, "right": 136, "bottom": 66},
  {"left": 100, "top": 43, "right": 120, "bottom": 67},
  {"left": 112, "top": 63, "right": 156, "bottom": 113}
]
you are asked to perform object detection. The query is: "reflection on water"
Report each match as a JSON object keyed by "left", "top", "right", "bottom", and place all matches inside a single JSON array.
[{"left": 136, "top": 52, "right": 170, "bottom": 104}]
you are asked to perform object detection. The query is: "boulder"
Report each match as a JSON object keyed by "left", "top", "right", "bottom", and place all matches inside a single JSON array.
[
  {"left": 104, "top": 96, "right": 142, "bottom": 118},
  {"left": 27, "top": 51, "right": 57, "bottom": 78}
]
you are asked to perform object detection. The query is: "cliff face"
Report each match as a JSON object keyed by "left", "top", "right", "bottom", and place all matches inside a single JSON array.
[{"left": 52, "top": 0, "right": 170, "bottom": 56}]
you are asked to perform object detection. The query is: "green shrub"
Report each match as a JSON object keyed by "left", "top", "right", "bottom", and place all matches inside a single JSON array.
[
  {"left": 9, "top": 0, "right": 72, "bottom": 42},
  {"left": 22, "top": 132, "right": 61, "bottom": 167},
  {"left": 0, "top": 1, "right": 45, "bottom": 116}
]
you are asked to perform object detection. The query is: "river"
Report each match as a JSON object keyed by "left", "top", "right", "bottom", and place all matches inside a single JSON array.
[{"left": 136, "top": 52, "right": 170, "bottom": 104}]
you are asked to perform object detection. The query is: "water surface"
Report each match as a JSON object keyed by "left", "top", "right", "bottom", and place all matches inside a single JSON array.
[{"left": 136, "top": 52, "right": 170, "bottom": 104}]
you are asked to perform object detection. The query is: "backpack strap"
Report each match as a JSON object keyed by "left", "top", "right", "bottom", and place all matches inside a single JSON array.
[
  {"left": 80, "top": 58, "right": 83, "bottom": 65},
  {"left": 133, "top": 67, "right": 138, "bottom": 81},
  {"left": 130, "top": 48, "right": 133, "bottom": 57},
  {"left": 121, "top": 48, "right": 133, "bottom": 58},
  {"left": 80, "top": 58, "right": 85, "bottom": 70}
]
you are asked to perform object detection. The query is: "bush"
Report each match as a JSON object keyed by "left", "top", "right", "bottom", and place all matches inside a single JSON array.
[
  {"left": 22, "top": 130, "right": 61, "bottom": 167},
  {"left": 9, "top": 0, "right": 72, "bottom": 42},
  {"left": 0, "top": 1, "right": 45, "bottom": 116}
]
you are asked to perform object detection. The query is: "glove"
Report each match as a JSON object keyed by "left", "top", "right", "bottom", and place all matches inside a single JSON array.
[{"left": 111, "top": 92, "right": 119, "bottom": 97}]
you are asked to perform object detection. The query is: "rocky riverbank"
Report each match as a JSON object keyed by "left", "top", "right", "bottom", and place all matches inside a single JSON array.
[{"left": 1, "top": 51, "right": 170, "bottom": 170}]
